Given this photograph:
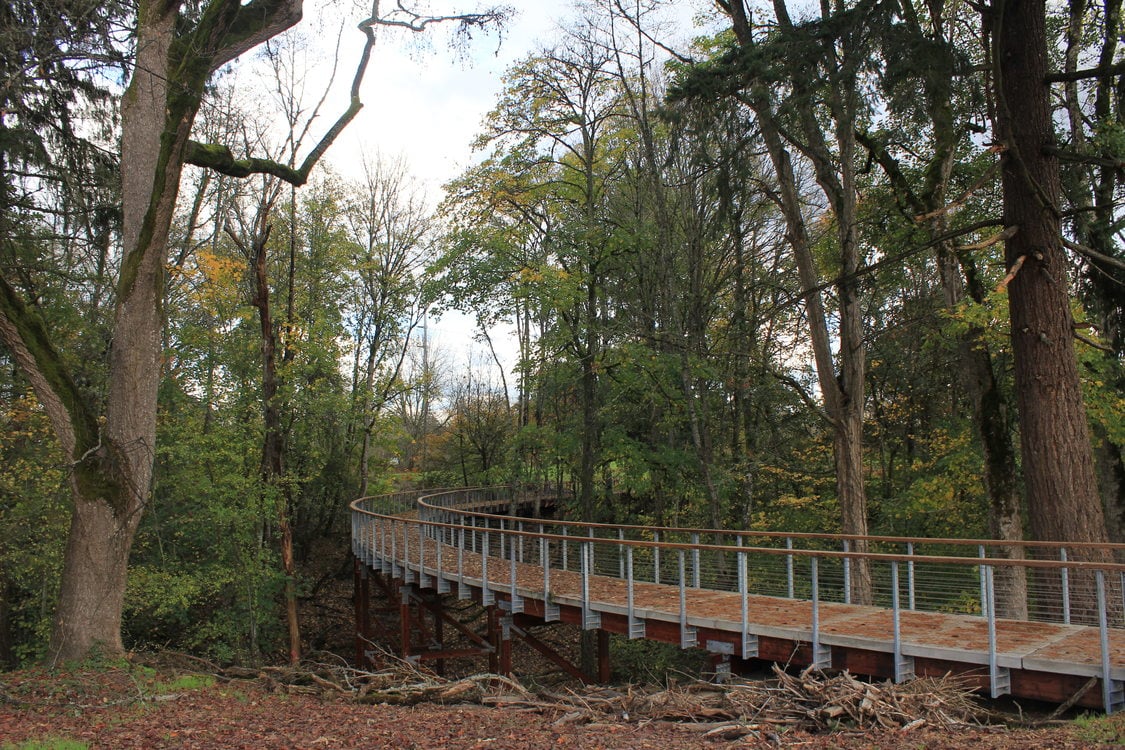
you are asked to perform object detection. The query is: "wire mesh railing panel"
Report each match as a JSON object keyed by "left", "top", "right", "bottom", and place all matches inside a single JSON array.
[{"left": 352, "top": 487, "right": 1125, "bottom": 637}]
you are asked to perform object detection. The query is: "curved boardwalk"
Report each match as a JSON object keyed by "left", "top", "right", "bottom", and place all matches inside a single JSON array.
[{"left": 351, "top": 488, "right": 1125, "bottom": 713}]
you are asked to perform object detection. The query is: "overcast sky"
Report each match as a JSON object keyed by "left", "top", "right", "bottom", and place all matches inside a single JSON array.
[{"left": 279, "top": 1, "right": 709, "bottom": 382}]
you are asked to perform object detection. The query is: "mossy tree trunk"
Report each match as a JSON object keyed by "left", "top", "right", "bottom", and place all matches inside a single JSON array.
[{"left": 0, "top": 0, "right": 302, "bottom": 663}]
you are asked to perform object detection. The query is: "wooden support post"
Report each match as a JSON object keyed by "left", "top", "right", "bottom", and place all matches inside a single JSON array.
[
  {"left": 433, "top": 595, "right": 446, "bottom": 676},
  {"left": 597, "top": 628, "right": 611, "bottom": 683},
  {"left": 487, "top": 606, "right": 501, "bottom": 674},
  {"left": 354, "top": 558, "right": 371, "bottom": 667},
  {"left": 399, "top": 584, "right": 413, "bottom": 659},
  {"left": 499, "top": 615, "right": 513, "bottom": 676},
  {"left": 509, "top": 619, "right": 590, "bottom": 684}
]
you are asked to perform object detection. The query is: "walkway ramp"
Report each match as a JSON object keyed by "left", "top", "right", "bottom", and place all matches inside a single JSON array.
[{"left": 351, "top": 488, "right": 1125, "bottom": 713}]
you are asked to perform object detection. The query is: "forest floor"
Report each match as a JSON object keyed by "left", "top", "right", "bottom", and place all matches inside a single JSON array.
[
  {"left": 2, "top": 657, "right": 1124, "bottom": 749},
  {"left": 5, "top": 543, "right": 1124, "bottom": 748}
]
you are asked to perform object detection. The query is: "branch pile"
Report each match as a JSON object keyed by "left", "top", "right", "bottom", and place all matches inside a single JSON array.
[
  {"left": 503, "top": 665, "right": 986, "bottom": 735},
  {"left": 143, "top": 652, "right": 987, "bottom": 735}
]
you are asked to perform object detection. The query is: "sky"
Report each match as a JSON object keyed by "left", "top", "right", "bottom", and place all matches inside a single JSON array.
[
  {"left": 282, "top": 1, "right": 709, "bottom": 381},
  {"left": 288, "top": 3, "right": 562, "bottom": 379}
]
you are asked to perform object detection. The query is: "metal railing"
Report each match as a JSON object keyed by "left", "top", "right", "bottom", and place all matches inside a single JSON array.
[{"left": 351, "top": 486, "right": 1125, "bottom": 712}]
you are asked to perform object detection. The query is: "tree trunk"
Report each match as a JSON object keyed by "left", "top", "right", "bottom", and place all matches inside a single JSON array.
[
  {"left": 49, "top": 500, "right": 139, "bottom": 662},
  {"left": 47, "top": 4, "right": 186, "bottom": 663},
  {"left": 994, "top": 0, "right": 1111, "bottom": 618},
  {"left": 0, "top": 0, "right": 304, "bottom": 663},
  {"left": 251, "top": 230, "right": 302, "bottom": 665}
]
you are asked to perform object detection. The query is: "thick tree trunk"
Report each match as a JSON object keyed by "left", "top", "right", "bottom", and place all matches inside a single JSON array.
[
  {"left": 49, "top": 500, "right": 139, "bottom": 662},
  {"left": 48, "top": 4, "right": 186, "bottom": 663},
  {"left": 937, "top": 249, "right": 1029, "bottom": 618},
  {"left": 1, "top": 0, "right": 304, "bottom": 664},
  {"left": 994, "top": 0, "right": 1111, "bottom": 618}
]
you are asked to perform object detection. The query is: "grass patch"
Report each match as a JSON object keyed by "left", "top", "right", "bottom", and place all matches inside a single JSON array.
[
  {"left": 1072, "top": 711, "right": 1125, "bottom": 744},
  {"left": 2, "top": 740, "right": 88, "bottom": 750},
  {"left": 151, "top": 674, "right": 215, "bottom": 693}
]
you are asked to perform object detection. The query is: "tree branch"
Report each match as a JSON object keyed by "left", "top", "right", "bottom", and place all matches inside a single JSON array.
[
  {"left": 184, "top": 141, "right": 307, "bottom": 183},
  {"left": 955, "top": 224, "right": 1018, "bottom": 251},
  {"left": 188, "top": 1, "right": 506, "bottom": 186},
  {"left": 357, "top": 0, "right": 508, "bottom": 33},
  {"left": 769, "top": 368, "right": 833, "bottom": 426},
  {"left": 0, "top": 274, "right": 96, "bottom": 459},
  {"left": 1063, "top": 237, "right": 1125, "bottom": 273},
  {"left": 995, "top": 254, "right": 1028, "bottom": 292},
  {"left": 1043, "top": 144, "right": 1125, "bottom": 171},
  {"left": 1045, "top": 60, "right": 1125, "bottom": 83},
  {"left": 209, "top": 0, "right": 304, "bottom": 71},
  {"left": 912, "top": 159, "right": 1001, "bottom": 222}
]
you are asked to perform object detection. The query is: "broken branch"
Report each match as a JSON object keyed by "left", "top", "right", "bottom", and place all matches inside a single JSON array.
[
  {"left": 914, "top": 160, "right": 1001, "bottom": 223},
  {"left": 955, "top": 225, "right": 1018, "bottom": 252},
  {"left": 995, "top": 255, "right": 1028, "bottom": 292}
]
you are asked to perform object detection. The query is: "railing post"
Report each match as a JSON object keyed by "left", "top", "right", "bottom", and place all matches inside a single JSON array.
[
  {"left": 391, "top": 521, "right": 400, "bottom": 579},
  {"left": 418, "top": 522, "right": 427, "bottom": 586},
  {"left": 627, "top": 546, "right": 644, "bottom": 639},
  {"left": 509, "top": 524, "right": 523, "bottom": 614},
  {"left": 482, "top": 531, "right": 494, "bottom": 606},
  {"left": 457, "top": 524, "right": 469, "bottom": 600},
  {"left": 985, "top": 565, "right": 1010, "bottom": 697},
  {"left": 618, "top": 528, "right": 626, "bottom": 580},
  {"left": 541, "top": 531, "right": 559, "bottom": 622},
  {"left": 1061, "top": 548, "right": 1072, "bottom": 625},
  {"left": 738, "top": 542, "right": 757, "bottom": 659},
  {"left": 810, "top": 556, "right": 830, "bottom": 669},
  {"left": 891, "top": 561, "right": 914, "bottom": 682},
  {"left": 678, "top": 550, "right": 697, "bottom": 649},
  {"left": 653, "top": 531, "right": 661, "bottom": 585},
  {"left": 561, "top": 526, "right": 569, "bottom": 571},
  {"left": 436, "top": 523, "right": 449, "bottom": 594},
  {"left": 842, "top": 539, "right": 851, "bottom": 605},
  {"left": 581, "top": 540, "right": 600, "bottom": 629},
  {"left": 1097, "top": 570, "right": 1124, "bottom": 713}
]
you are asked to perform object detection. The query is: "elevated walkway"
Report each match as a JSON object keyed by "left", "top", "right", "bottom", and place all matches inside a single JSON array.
[{"left": 351, "top": 487, "right": 1125, "bottom": 712}]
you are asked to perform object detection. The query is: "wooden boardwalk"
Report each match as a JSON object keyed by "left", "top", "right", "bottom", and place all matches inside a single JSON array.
[{"left": 352, "top": 491, "right": 1125, "bottom": 712}]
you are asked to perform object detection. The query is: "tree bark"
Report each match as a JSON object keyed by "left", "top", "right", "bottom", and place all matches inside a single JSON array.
[
  {"left": 249, "top": 228, "right": 301, "bottom": 665},
  {"left": 993, "top": 0, "right": 1112, "bottom": 617},
  {"left": 45, "top": 2, "right": 185, "bottom": 663}
]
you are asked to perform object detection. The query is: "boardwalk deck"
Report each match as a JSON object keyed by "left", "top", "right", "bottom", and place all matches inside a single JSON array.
[{"left": 352, "top": 491, "right": 1125, "bottom": 712}]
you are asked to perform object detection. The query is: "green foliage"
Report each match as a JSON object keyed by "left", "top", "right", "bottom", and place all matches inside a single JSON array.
[
  {"left": 1072, "top": 711, "right": 1125, "bottom": 744},
  {"left": 2, "top": 740, "right": 88, "bottom": 750},
  {"left": 0, "top": 392, "right": 68, "bottom": 666},
  {"left": 610, "top": 637, "right": 709, "bottom": 684},
  {"left": 151, "top": 673, "right": 216, "bottom": 693}
]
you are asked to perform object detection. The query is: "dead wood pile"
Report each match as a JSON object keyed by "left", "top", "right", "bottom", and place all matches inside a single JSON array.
[
  {"left": 490, "top": 665, "right": 986, "bottom": 735},
  {"left": 155, "top": 649, "right": 987, "bottom": 735}
]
